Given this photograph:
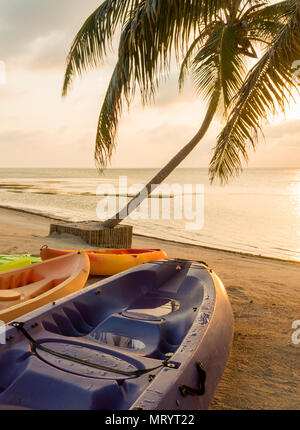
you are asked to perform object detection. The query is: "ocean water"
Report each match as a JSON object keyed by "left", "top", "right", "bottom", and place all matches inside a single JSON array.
[{"left": 0, "top": 168, "right": 299, "bottom": 262}]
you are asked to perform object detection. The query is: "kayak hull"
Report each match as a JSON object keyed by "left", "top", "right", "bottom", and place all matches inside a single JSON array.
[
  {"left": 131, "top": 271, "right": 234, "bottom": 410},
  {"left": 0, "top": 259, "right": 233, "bottom": 410},
  {"left": 40, "top": 247, "right": 168, "bottom": 276},
  {"left": 0, "top": 253, "right": 90, "bottom": 323}
]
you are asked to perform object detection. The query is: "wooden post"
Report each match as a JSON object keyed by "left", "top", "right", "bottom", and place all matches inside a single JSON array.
[{"left": 50, "top": 222, "right": 133, "bottom": 248}]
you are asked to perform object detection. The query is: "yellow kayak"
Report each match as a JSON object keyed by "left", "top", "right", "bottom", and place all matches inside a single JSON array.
[
  {"left": 0, "top": 253, "right": 90, "bottom": 323},
  {"left": 40, "top": 246, "right": 168, "bottom": 276}
]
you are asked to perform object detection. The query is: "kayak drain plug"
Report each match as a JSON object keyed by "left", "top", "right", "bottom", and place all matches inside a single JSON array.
[{"left": 164, "top": 362, "right": 179, "bottom": 369}]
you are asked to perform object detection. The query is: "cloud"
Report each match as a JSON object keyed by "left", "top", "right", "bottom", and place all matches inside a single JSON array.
[
  {"left": 24, "top": 32, "right": 68, "bottom": 71},
  {"left": 245, "top": 119, "right": 300, "bottom": 168},
  {"left": 264, "top": 120, "right": 300, "bottom": 146},
  {"left": 0, "top": 0, "right": 102, "bottom": 70},
  {"left": 0, "top": 129, "right": 42, "bottom": 145},
  {"left": 150, "top": 70, "right": 196, "bottom": 108},
  {"left": 0, "top": 127, "right": 96, "bottom": 168}
]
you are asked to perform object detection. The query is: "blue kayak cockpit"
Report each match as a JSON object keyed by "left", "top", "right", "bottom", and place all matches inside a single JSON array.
[{"left": 40, "top": 261, "right": 208, "bottom": 359}]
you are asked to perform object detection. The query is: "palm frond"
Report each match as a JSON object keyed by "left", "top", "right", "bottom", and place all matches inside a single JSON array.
[
  {"left": 63, "top": 0, "right": 226, "bottom": 97},
  {"left": 190, "top": 22, "right": 247, "bottom": 114},
  {"left": 62, "top": 0, "right": 140, "bottom": 96},
  {"left": 191, "top": 27, "right": 225, "bottom": 104},
  {"left": 246, "top": 0, "right": 298, "bottom": 43},
  {"left": 94, "top": 63, "right": 126, "bottom": 167},
  {"left": 219, "top": 24, "right": 248, "bottom": 109},
  {"left": 179, "top": 22, "right": 222, "bottom": 91},
  {"left": 209, "top": 2, "right": 300, "bottom": 184},
  {"left": 179, "top": 35, "right": 205, "bottom": 92},
  {"left": 93, "top": 0, "right": 228, "bottom": 167},
  {"left": 247, "top": 0, "right": 298, "bottom": 21}
]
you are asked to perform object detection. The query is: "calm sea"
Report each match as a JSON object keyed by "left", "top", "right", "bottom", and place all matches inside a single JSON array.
[{"left": 0, "top": 168, "right": 299, "bottom": 262}]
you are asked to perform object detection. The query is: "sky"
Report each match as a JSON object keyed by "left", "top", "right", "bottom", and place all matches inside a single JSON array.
[{"left": 0, "top": 0, "right": 299, "bottom": 169}]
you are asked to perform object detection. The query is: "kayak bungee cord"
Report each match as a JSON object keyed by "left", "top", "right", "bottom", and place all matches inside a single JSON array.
[{"left": 12, "top": 322, "right": 179, "bottom": 379}]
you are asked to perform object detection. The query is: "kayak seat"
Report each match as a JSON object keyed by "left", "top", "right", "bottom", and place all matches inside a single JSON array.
[
  {"left": 0, "top": 269, "right": 44, "bottom": 290},
  {"left": 40, "top": 263, "right": 208, "bottom": 358},
  {"left": 86, "top": 290, "right": 191, "bottom": 358},
  {"left": 121, "top": 296, "right": 180, "bottom": 321},
  {"left": 0, "top": 290, "right": 22, "bottom": 301},
  {"left": 0, "top": 280, "right": 55, "bottom": 311},
  {"left": 89, "top": 315, "right": 162, "bottom": 357},
  {"left": 14, "top": 279, "right": 55, "bottom": 300}
]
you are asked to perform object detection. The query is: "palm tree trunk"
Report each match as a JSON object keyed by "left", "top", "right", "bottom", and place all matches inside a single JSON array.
[{"left": 101, "top": 100, "right": 218, "bottom": 229}]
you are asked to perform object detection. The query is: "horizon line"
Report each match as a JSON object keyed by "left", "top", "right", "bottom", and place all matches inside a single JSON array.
[{"left": 0, "top": 166, "right": 300, "bottom": 170}]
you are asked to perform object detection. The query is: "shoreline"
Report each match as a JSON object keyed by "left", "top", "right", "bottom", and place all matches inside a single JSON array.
[
  {"left": 1, "top": 204, "right": 299, "bottom": 266},
  {"left": 0, "top": 205, "right": 299, "bottom": 409}
]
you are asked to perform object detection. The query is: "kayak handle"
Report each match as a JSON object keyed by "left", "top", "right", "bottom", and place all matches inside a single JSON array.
[
  {"left": 179, "top": 362, "right": 206, "bottom": 397},
  {"left": 12, "top": 322, "right": 179, "bottom": 379}
]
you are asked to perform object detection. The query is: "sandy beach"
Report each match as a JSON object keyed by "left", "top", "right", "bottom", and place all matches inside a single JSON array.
[{"left": 0, "top": 206, "right": 299, "bottom": 410}]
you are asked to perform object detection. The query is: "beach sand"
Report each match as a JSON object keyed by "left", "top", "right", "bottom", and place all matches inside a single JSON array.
[{"left": 0, "top": 206, "right": 299, "bottom": 410}]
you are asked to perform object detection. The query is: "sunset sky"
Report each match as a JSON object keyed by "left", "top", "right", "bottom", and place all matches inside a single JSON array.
[{"left": 0, "top": 0, "right": 299, "bottom": 169}]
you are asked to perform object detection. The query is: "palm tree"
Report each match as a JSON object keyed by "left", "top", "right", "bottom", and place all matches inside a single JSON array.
[{"left": 63, "top": 0, "right": 300, "bottom": 229}]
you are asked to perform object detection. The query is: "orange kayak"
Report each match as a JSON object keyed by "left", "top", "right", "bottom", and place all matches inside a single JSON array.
[
  {"left": 0, "top": 253, "right": 90, "bottom": 323},
  {"left": 40, "top": 247, "right": 168, "bottom": 276}
]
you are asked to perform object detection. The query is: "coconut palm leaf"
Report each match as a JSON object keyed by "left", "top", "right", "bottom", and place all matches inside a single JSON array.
[
  {"left": 179, "top": 23, "right": 223, "bottom": 91},
  {"left": 209, "top": 2, "right": 300, "bottom": 184},
  {"left": 94, "top": 64, "right": 124, "bottom": 167},
  {"left": 62, "top": 0, "right": 140, "bottom": 96},
  {"left": 245, "top": 0, "right": 298, "bottom": 43},
  {"left": 93, "top": 0, "right": 228, "bottom": 167},
  {"left": 189, "top": 24, "right": 247, "bottom": 113},
  {"left": 63, "top": 0, "right": 226, "bottom": 97},
  {"left": 64, "top": 0, "right": 230, "bottom": 167}
]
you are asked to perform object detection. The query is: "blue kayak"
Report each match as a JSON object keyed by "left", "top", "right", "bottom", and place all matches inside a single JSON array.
[{"left": 0, "top": 259, "right": 233, "bottom": 410}]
